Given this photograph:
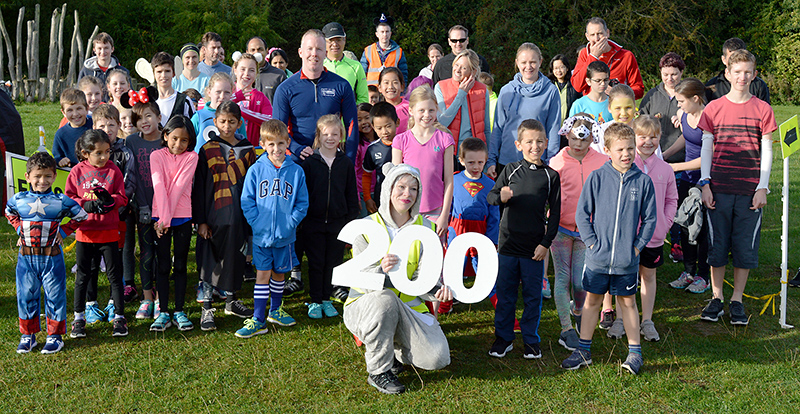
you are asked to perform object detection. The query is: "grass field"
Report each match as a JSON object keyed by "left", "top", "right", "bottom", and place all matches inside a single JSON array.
[{"left": 2, "top": 103, "right": 800, "bottom": 413}]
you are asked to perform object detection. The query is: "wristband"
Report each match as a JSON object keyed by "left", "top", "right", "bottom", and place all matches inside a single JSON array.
[{"left": 697, "top": 178, "right": 710, "bottom": 187}]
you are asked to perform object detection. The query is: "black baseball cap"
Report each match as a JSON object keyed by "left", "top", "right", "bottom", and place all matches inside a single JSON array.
[{"left": 322, "top": 22, "right": 346, "bottom": 39}]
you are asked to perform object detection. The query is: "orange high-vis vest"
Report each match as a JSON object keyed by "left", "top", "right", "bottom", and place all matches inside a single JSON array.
[
  {"left": 364, "top": 43, "right": 403, "bottom": 86},
  {"left": 439, "top": 78, "right": 487, "bottom": 147}
]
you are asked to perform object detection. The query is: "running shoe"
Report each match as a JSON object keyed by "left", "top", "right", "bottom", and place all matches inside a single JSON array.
[
  {"left": 307, "top": 302, "right": 323, "bottom": 319},
  {"left": 669, "top": 272, "right": 694, "bottom": 289},
  {"left": 200, "top": 308, "right": 216, "bottom": 331},
  {"left": 267, "top": 308, "right": 297, "bottom": 326},
  {"left": 123, "top": 285, "right": 138, "bottom": 303},
  {"left": 700, "top": 298, "right": 724, "bottom": 322},
  {"left": 367, "top": 371, "right": 405, "bottom": 394},
  {"left": 488, "top": 337, "right": 513, "bottom": 358},
  {"left": 70, "top": 319, "right": 86, "bottom": 338},
  {"left": 225, "top": 300, "right": 254, "bottom": 318},
  {"left": 284, "top": 276, "right": 304, "bottom": 298},
  {"left": 558, "top": 329, "right": 580, "bottom": 351},
  {"left": 173, "top": 312, "right": 194, "bottom": 331},
  {"left": 321, "top": 300, "right": 339, "bottom": 317},
  {"left": 621, "top": 352, "right": 643, "bottom": 375},
  {"left": 104, "top": 301, "right": 116, "bottom": 323},
  {"left": 523, "top": 343, "right": 542, "bottom": 359},
  {"left": 85, "top": 302, "right": 106, "bottom": 325},
  {"left": 687, "top": 277, "right": 710, "bottom": 294},
  {"left": 729, "top": 301, "right": 749, "bottom": 325},
  {"left": 542, "top": 277, "right": 552, "bottom": 299},
  {"left": 112, "top": 317, "right": 129, "bottom": 337},
  {"left": 561, "top": 348, "right": 592, "bottom": 370},
  {"left": 607, "top": 316, "right": 626, "bottom": 339},
  {"left": 16, "top": 334, "right": 37, "bottom": 354},
  {"left": 640, "top": 319, "right": 660, "bottom": 342},
  {"left": 669, "top": 243, "right": 683, "bottom": 262},
  {"left": 599, "top": 309, "right": 615, "bottom": 330},
  {"left": 330, "top": 286, "right": 349, "bottom": 304},
  {"left": 150, "top": 312, "right": 172, "bottom": 332},
  {"left": 235, "top": 318, "right": 269, "bottom": 338},
  {"left": 135, "top": 300, "right": 154, "bottom": 320},
  {"left": 40, "top": 335, "right": 64, "bottom": 354}
]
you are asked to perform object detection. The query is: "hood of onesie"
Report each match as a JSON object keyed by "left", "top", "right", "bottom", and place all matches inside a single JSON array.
[{"left": 378, "top": 163, "right": 422, "bottom": 228}]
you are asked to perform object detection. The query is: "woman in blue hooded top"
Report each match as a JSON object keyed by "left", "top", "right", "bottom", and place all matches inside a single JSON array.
[{"left": 487, "top": 42, "right": 561, "bottom": 178}]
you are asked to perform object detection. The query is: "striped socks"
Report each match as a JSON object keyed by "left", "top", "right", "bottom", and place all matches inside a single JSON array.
[
  {"left": 269, "top": 279, "right": 285, "bottom": 312},
  {"left": 579, "top": 338, "right": 592, "bottom": 354},
  {"left": 253, "top": 284, "right": 269, "bottom": 323},
  {"left": 629, "top": 343, "right": 642, "bottom": 356}
]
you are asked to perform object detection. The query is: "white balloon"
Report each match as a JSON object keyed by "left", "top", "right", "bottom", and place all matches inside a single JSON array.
[
  {"left": 442, "top": 232, "right": 498, "bottom": 303},
  {"left": 332, "top": 219, "right": 388, "bottom": 291},
  {"left": 387, "top": 225, "right": 444, "bottom": 297}
]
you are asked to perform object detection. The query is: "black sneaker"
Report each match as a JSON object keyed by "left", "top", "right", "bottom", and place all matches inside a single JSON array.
[
  {"left": 123, "top": 285, "right": 138, "bottom": 303},
  {"left": 200, "top": 308, "right": 217, "bottom": 331},
  {"left": 488, "top": 336, "right": 513, "bottom": 358},
  {"left": 367, "top": 371, "right": 406, "bottom": 394},
  {"left": 243, "top": 263, "right": 256, "bottom": 282},
  {"left": 284, "top": 277, "right": 304, "bottom": 298},
  {"left": 70, "top": 319, "right": 86, "bottom": 338},
  {"left": 729, "top": 301, "right": 749, "bottom": 325},
  {"left": 390, "top": 357, "right": 405, "bottom": 375},
  {"left": 112, "top": 317, "right": 129, "bottom": 337},
  {"left": 225, "top": 300, "right": 254, "bottom": 318},
  {"left": 789, "top": 268, "right": 800, "bottom": 288},
  {"left": 523, "top": 343, "right": 542, "bottom": 359},
  {"left": 330, "top": 286, "right": 349, "bottom": 304},
  {"left": 700, "top": 298, "right": 724, "bottom": 322}
]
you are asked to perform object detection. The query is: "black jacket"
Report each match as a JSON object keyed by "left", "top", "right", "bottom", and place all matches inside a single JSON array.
[
  {"left": 705, "top": 70, "right": 770, "bottom": 104},
  {"left": 300, "top": 149, "right": 359, "bottom": 229},
  {"left": 488, "top": 159, "right": 561, "bottom": 257}
]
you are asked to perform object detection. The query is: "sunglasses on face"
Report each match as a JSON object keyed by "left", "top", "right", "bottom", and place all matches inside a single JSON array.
[{"left": 449, "top": 38, "right": 467, "bottom": 43}]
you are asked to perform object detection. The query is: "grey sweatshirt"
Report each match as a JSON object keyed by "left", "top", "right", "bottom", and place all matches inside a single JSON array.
[{"left": 576, "top": 161, "right": 657, "bottom": 274}]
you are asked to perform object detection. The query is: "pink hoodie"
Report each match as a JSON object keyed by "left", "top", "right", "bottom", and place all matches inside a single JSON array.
[
  {"left": 634, "top": 152, "right": 678, "bottom": 247},
  {"left": 232, "top": 89, "right": 273, "bottom": 147},
  {"left": 150, "top": 147, "right": 198, "bottom": 227},
  {"left": 549, "top": 146, "right": 608, "bottom": 232}
]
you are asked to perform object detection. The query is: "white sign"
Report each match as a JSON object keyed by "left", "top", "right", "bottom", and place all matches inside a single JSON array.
[{"left": 333, "top": 219, "right": 498, "bottom": 303}]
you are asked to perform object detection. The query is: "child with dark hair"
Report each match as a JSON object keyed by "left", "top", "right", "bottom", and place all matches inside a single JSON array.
[
  {"left": 152, "top": 51, "right": 195, "bottom": 127},
  {"left": 548, "top": 54, "right": 581, "bottom": 123},
  {"left": 362, "top": 102, "right": 399, "bottom": 214},
  {"left": 570, "top": 61, "right": 613, "bottom": 124},
  {"left": 378, "top": 67, "right": 409, "bottom": 134},
  {"left": 149, "top": 116, "right": 199, "bottom": 331},
  {"left": 7, "top": 152, "right": 88, "bottom": 354},
  {"left": 123, "top": 91, "right": 163, "bottom": 320},
  {"left": 66, "top": 130, "right": 129, "bottom": 338},
  {"left": 355, "top": 102, "right": 376, "bottom": 216},
  {"left": 193, "top": 101, "right": 257, "bottom": 330}
]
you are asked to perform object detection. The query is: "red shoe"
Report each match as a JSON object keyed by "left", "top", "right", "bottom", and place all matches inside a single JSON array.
[{"left": 670, "top": 243, "right": 684, "bottom": 262}]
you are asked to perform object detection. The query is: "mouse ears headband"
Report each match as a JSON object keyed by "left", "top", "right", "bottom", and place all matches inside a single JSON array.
[
  {"left": 558, "top": 115, "right": 603, "bottom": 142},
  {"left": 374, "top": 14, "right": 394, "bottom": 27},
  {"left": 121, "top": 86, "right": 158, "bottom": 109},
  {"left": 232, "top": 51, "right": 264, "bottom": 64}
]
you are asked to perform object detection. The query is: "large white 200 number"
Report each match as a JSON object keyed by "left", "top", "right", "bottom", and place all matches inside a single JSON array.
[{"left": 332, "top": 219, "right": 498, "bottom": 303}]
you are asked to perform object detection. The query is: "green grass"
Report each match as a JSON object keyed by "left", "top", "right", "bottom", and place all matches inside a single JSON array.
[{"left": 1, "top": 103, "right": 799, "bottom": 412}]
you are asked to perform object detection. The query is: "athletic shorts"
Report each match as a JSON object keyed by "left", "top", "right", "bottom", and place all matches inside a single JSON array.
[
  {"left": 639, "top": 244, "right": 664, "bottom": 269},
  {"left": 706, "top": 192, "right": 761, "bottom": 269},
  {"left": 253, "top": 244, "right": 296, "bottom": 274},
  {"left": 582, "top": 266, "right": 638, "bottom": 296}
]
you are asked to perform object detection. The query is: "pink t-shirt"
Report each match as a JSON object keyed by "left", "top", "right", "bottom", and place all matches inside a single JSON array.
[
  {"left": 393, "top": 99, "right": 410, "bottom": 134},
  {"left": 392, "top": 129, "right": 455, "bottom": 213}
]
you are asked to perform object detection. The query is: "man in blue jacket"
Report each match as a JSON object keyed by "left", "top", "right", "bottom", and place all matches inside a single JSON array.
[{"left": 272, "top": 29, "right": 359, "bottom": 164}]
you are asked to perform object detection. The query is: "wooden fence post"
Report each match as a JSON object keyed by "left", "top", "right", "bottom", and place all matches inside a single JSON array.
[
  {"left": 67, "top": 10, "right": 80, "bottom": 87},
  {"left": 47, "top": 8, "right": 58, "bottom": 101},
  {"left": 84, "top": 25, "right": 98, "bottom": 62},
  {"left": 0, "top": 10, "right": 13, "bottom": 86},
  {"left": 55, "top": 3, "right": 66, "bottom": 99},
  {"left": 33, "top": 4, "right": 41, "bottom": 101},
  {"left": 14, "top": 7, "right": 24, "bottom": 99}
]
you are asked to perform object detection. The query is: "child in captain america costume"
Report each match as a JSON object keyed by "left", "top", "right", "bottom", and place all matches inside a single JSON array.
[{"left": 6, "top": 152, "right": 88, "bottom": 354}]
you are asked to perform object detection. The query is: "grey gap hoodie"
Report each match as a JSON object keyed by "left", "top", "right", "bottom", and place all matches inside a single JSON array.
[{"left": 576, "top": 161, "right": 657, "bottom": 275}]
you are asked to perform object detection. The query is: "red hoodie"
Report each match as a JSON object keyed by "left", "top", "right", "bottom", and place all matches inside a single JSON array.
[
  {"left": 570, "top": 40, "right": 645, "bottom": 99},
  {"left": 65, "top": 159, "right": 128, "bottom": 243}
]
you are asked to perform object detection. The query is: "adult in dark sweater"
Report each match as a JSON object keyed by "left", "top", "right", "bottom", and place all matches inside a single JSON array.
[
  {"left": 639, "top": 52, "right": 686, "bottom": 164},
  {"left": 246, "top": 36, "right": 287, "bottom": 103}
]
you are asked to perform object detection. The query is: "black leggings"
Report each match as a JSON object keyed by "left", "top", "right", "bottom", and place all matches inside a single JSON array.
[
  {"left": 155, "top": 221, "right": 192, "bottom": 313},
  {"left": 678, "top": 179, "right": 710, "bottom": 280},
  {"left": 303, "top": 224, "right": 346, "bottom": 303},
  {"left": 74, "top": 241, "right": 124, "bottom": 316}
]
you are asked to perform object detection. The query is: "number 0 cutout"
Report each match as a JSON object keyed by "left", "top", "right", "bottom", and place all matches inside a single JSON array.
[
  {"left": 387, "top": 225, "right": 444, "bottom": 297},
  {"left": 332, "top": 219, "right": 388, "bottom": 291},
  {"left": 442, "top": 232, "right": 498, "bottom": 303}
]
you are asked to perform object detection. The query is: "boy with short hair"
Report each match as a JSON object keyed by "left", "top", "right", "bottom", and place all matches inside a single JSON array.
[
  {"left": 236, "top": 119, "right": 308, "bottom": 337},
  {"left": 58, "top": 76, "right": 105, "bottom": 129},
  {"left": 7, "top": 152, "right": 88, "bottom": 354},
  {"left": 152, "top": 52, "right": 195, "bottom": 126},
  {"left": 53, "top": 88, "right": 93, "bottom": 167},
  {"left": 198, "top": 32, "right": 231, "bottom": 76},
  {"left": 561, "top": 122, "right": 657, "bottom": 374},
  {"left": 697, "top": 49, "right": 776, "bottom": 325},
  {"left": 570, "top": 61, "right": 613, "bottom": 124},
  {"left": 487, "top": 119, "right": 561, "bottom": 360},
  {"left": 77, "top": 32, "right": 127, "bottom": 88},
  {"left": 362, "top": 102, "right": 399, "bottom": 214}
]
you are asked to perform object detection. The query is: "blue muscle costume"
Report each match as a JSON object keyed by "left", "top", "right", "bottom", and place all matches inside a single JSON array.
[{"left": 6, "top": 189, "right": 87, "bottom": 335}]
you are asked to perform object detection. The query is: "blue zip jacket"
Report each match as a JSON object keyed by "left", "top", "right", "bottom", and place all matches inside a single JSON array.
[
  {"left": 488, "top": 72, "right": 561, "bottom": 167},
  {"left": 576, "top": 161, "right": 657, "bottom": 275},
  {"left": 272, "top": 69, "right": 358, "bottom": 164},
  {"left": 241, "top": 154, "right": 309, "bottom": 248}
]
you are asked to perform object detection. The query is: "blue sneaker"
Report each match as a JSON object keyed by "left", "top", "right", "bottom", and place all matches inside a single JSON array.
[
  {"left": 321, "top": 300, "right": 339, "bottom": 317},
  {"left": 40, "top": 335, "right": 64, "bottom": 354},
  {"left": 135, "top": 300, "right": 154, "bottom": 320},
  {"left": 196, "top": 282, "right": 205, "bottom": 303},
  {"left": 267, "top": 308, "right": 297, "bottom": 327},
  {"left": 154, "top": 300, "right": 161, "bottom": 320},
  {"left": 85, "top": 303, "right": 106, "bottom": 325},
  {"left": 307, "top": 302, "right": 323, "bottom": 319},
  {"left": 173, "top": 312, "right": 194, "bottom": 331},
  {"left": 104, "top": 301, "right": 115, "bottom": 323},
  {"left": 149, "top": 312, "right": 172, "bottom": 332},
  {"left": 235, "top": 318, "right": 268, "bottom": 338},
  {"left": 16, "top": 334, "right": 37, "bottom": 354}
]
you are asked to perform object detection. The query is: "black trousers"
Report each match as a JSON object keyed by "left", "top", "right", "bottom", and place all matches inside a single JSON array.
[
  {"left": 302, "top": 223, "right": 346, "bottom": 303},
  {"left": 155, "top": 221, "right": 193, "bottom": 313},
  {"left": 74, "top": 241, "right": 124, "bottom": 316}
]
